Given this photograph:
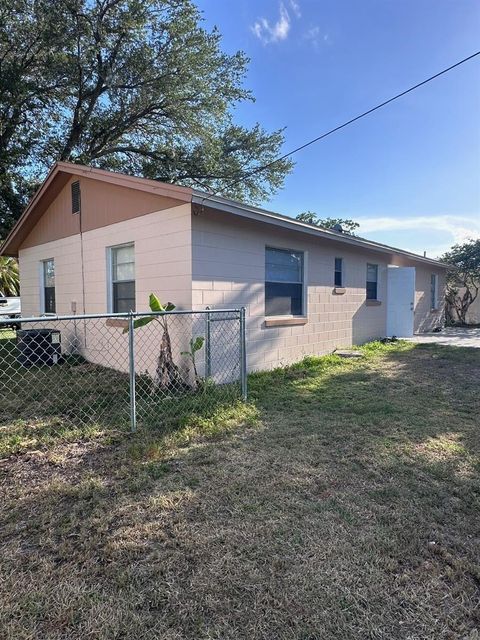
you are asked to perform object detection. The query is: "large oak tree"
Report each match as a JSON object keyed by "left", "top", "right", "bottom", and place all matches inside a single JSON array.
[{"left": 0, "top": 0, "right": 293, "bottom": 238}]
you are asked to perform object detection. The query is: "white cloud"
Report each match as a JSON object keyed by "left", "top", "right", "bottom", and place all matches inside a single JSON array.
[
  {"left": 251, "top": 2, "right": 291, "bottom": 44},
  {"left": 357, "top": 215, "right": 480, "bottom": 258},
  {"left": 304, "top": 25, "right": 330, "bottom": 49},
  {"left": 289, "top": 0, "right": 301, "bottom": 17},
  {"left": 305, "top": 26, "right": 320, "bottom": 40}
]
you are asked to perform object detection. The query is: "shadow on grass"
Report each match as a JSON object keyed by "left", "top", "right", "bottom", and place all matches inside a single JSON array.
[
  {"left": 0, "top": 329, "right": 245, "bottom": 457},
  {"left": 1, "top": 340, "right": 479, "bottom": 638}
]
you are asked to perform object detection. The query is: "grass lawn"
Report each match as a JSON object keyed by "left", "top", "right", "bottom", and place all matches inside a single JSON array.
[
  {"left": 0, "top": 328, "right": 242, "bottom": 457},
  {"left": 0, "top": 339, "right": 479, "bottom": 639}
]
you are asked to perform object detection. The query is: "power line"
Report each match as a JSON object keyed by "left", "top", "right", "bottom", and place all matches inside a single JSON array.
[{"left": 200, "top": 49, "right": 480, "bottom": 205}]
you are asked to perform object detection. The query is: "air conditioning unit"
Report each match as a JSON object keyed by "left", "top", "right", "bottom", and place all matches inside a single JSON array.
[{"left": 17, "top": 329, "right": 62, "bottom": 366}]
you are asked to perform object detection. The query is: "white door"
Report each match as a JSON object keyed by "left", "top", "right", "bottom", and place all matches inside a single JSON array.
[{"left": 386, "top": 266, "right": 415, "bottom": 337}]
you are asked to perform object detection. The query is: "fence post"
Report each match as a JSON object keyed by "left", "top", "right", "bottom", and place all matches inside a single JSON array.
[
  {"left": 128, "top": 312, "right": 137, "bottom": 433},
  {"left": 205, "top": 308, "right": 212, "bottom": 378},
  {"left": 240, "top": 307, "right": 247, "bottom": 401}
]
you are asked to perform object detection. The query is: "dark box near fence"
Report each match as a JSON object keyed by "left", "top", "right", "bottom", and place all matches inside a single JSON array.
[{"left": 17, "top": 329, "right": 62, "bottom": 367}]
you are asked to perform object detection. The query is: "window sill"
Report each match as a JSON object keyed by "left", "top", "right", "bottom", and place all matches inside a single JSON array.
[
  {"left": 365, "top": 299, "right": 382, "bottom": 306},
  {"left": 106, "top": 318, "right": 129, "bottom": 329},
  {"left": 333, "top": 287, "right": 346, "bottom": 295},
  {"left": 264, "top": 316, "right": 308, "bottom": 327}
]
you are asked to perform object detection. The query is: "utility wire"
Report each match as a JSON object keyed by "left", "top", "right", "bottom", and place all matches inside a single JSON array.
[{"left": 200, "top": 50, "right": 480, "bottom": 205}]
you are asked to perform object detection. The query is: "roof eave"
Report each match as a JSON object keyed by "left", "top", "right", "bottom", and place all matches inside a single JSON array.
[
  {"left": 191, "top": 191, "right": 448, "bottom": 269},
  {"left": 0, "top": 162, "right": 192, "bottom": 257},
  {"left": 0, "top": 162, "right": 61, "bottom": 257}
]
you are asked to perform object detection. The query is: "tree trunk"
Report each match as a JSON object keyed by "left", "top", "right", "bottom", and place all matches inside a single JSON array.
[{"left": 156, "top": 325, "right": 182, "bottom": 391}]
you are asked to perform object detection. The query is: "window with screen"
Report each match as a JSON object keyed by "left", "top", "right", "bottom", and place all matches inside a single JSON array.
[
  {"left": 431, "top": 273, "right": 438, "bottom": 309},
  {"left": 265, "top": 247, "right": 304, "bottom": 316},
  {"left": 334, "top": 257, "right": 343, "bottom": 287},
  {"left": 110, "top": 244, "right": 135, "bottom": 312},
  {"left": 42, "top": 259, "right": 56, "bottom": 313},
  {"left": 366, "top": 263, "right": 378, "bottom": 300}
]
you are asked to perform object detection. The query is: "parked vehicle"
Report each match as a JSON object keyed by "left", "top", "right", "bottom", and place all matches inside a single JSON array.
[{"left": 0, "top": 296, "right": 21, "bottom": 329}]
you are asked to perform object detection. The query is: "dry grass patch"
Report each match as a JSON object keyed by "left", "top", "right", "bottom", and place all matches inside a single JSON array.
[{"left": 1, "top": 341, "right": 479, "bottom": 639}]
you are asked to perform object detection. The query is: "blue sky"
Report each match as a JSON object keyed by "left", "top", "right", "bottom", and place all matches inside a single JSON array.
[{"left": 197, "top": 0, "right": 480, "bottom": 258}]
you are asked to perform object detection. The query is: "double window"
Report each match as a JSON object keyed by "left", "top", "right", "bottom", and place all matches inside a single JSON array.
[
  {"left": 431, "top": 273, "right": 438, "bottom": 309},
  {"left": 42, "top": 259, "right": 56, "bottom": 314},
  {"left": 366, "top": 263, "right": 378, "bottom": 300},
  {"left": 334, "top": 257, "right": 343, "bottom": 287},
  {"left": 109, "top": 244, "right": 135, "bottom": 312},
  {"left": 265, "top": 247, "right": 304, "bottom": 316}
]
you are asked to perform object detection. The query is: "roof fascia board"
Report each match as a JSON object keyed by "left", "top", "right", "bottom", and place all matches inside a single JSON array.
[
  {"left": 56, "top": 162, "right": 192, "bottom": 201},
  {"left": 0, "top": 163, "right": 63, "bottom": 256},
  {"left": 192, "top": 193, "right": 447, "bottom": 269},
  {"left": 1, "top": 162, "right": 193, "bottom": 256}
]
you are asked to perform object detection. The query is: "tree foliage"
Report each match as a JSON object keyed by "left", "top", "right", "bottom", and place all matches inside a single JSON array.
[
  {"left": 296, "top": 212, "right": 360, "bottom": 235},
  {"left": 440, "top": 239, "right": 480, "bottom": 325},
  {"left": 0, "top": 256, "right": 19, "bottom": 296},
  {"left": 0, "top": 0, "right": 293, "bottom": 238}
]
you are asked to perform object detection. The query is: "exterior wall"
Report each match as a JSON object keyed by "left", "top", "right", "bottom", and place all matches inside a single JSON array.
[
  {"left": 413, "top": 266, "right": 445, "bottom": 332},
  {"left": 17, "top": 180, "right": 193, "bottom": 377},
  {"left": 18, "top": 178, "right": 193, "bottom": 316},
  {"left": 79, "top": 176, "right": 185, "bottom": 233},
  {"left": 192, "top": 210, "right": 391, "bottom": 371},
  {"left": 21, "top": 176, "right": 81, "bottom": 250},
  {"left": 12, "top": 165, "right": 191, "bottom": 255},
  {"left": 18, "top": 234, "right": 83, "bottom": 317},
  {"left": 389, "top": 255, "right": 446, "bottom": 332},
  {"left": 80, "top": 203, "right": 192, "bottom": 314}
]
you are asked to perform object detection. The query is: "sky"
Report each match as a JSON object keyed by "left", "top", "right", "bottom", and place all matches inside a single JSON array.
[{"left": 196, "top": 0, "right": 480, "bottom": 258}]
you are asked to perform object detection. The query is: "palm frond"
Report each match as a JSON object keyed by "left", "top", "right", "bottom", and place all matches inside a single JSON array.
[{"left": 0, "top": 257, "right": 19, "bottom": 297}]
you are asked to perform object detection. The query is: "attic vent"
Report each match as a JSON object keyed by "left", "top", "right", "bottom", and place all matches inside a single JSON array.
[{"left": 71, "top": 181, "right": 81, "bottom": 214}]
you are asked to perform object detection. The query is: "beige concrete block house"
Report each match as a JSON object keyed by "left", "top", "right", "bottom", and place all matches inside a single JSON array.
[{"left": 1, "top": 162, "right": 447, "bottom": 371}]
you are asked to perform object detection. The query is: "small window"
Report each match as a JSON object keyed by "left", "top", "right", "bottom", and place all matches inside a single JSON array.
[
  {"left": 110, "top": 244, "right": 135, "bottom": 312},
  {"left": 334, "top": 257, "right": 343, "bottom": 287},
  {"left": 71, "top": 181, "right": 81, "bottom": 214},
  {"left": 42, "top": 259, "right": 56, "bottom": 313},
  {"left": 431, "top": 274, "right": 438, "bottom": 309},
  {"left": 366, "top": 263, "right": 378, "bottom": 300},
  {"left": 265, "top": 247, "right": 304, "bottom": 316}
]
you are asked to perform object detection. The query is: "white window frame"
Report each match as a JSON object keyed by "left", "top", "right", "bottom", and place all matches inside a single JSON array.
[
  {"left": 431, "top": 273, "right": 439, "bottom": 310},
  {"left": 334, "top": 257, "right": 343, "bottom": 288},
  {"left": 366, "top": 263, "right": 379, "bottom": 301},
  {"left": 39, "top": 258, "right": 55, "bottom": 315},
  {"left": 107, "top": 242, "right": 135, "bottom": 313},
  {"left": 265, "top": 245, "right": 307, "bottom": 318}
]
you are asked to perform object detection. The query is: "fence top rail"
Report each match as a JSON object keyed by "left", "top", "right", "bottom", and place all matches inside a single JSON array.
[{"left": 0, "top": 308, "right": 244, "bottom": 325}]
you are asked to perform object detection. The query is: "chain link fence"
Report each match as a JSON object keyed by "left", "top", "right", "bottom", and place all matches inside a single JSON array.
[{"left": 0, "top": 309, "right": 246, "bottom": 434}]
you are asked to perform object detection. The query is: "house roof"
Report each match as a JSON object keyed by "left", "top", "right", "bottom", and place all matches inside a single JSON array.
[
  {"left": 1, "top": 161, "right": 447, "bottom": 268},
  {"left": 191, "top": 190, "right": 448, "bottom": 269},
  {"left": 0, "top": 162, "right": 191, "bottom": 256}
]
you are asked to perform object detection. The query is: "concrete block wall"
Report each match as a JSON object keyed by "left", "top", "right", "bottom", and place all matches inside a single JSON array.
[
  {"left": 18, "top": 234, "right": 83, "bottom": 317},
  {"left": 192, "top": 210, "right": 391, "bottom": 371},
  {"left": 413, "top": 267, "right": 445, "bottom": 332},
  {"left": 80, "top": 202, "right": 193, "bottom": 314}
]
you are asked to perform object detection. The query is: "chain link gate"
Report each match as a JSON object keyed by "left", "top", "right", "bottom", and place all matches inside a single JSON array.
[{"left": 0, "top": 308, "right": 246, "bottom": 435}]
